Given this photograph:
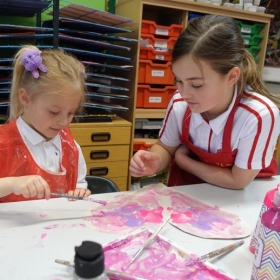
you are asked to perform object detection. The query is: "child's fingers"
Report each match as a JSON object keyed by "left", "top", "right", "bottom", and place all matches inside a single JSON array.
[
  {"left": 21, "top": 185, "right": 35, "bottom": 198},
  {"left": 68, "top": 190, "right": 74, "bottom": 196},
  {"left": 130, "top": 161, "right": 145, "bottom": 174},
  {"left": 67, "top": 190, "right": 75, "bottom": 201},
  {"left": 131, "top": 151, "right": 147, "bottom": 167},
  {"left": 67, "top": 189, "right": 88, "bottom": 201},
  {"left": 129, "top": 165, "right": 147, "bottom": 177},
  {"left": 37, "top": 176, "right": 51, "bottom": 199},
  {"left": 130, "top": 158, "right": 143, "bottom": 169},
  {"left": 73, "top": 188, "right": 87, "bottom": 197},
  {"left": 25, "top": 178, "right": 40, "bottom": 198},
  {"left": 84, "top": 189, "right": 91, "bottom": 197},
  {"left": 67, "top": 189, "right": 91, "bottom": 201}
]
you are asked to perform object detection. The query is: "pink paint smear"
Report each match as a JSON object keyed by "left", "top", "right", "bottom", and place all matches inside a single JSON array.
[
  {"left": 103, "top": 230, "right": 234, "bottom": 280},
  {"left": 39, "top": 213, "right": 47, "bottom": 218},
  {"left": 41, "top": 233, "right": 47, "bottom": 239},
  {"left": 44, "top": 223, "right": 86, "bottom": 229},
  {"left": 85, "top": 197, "right": 107, "bottom": 205},
  {"left": 83, "top": 190, "right": 164, "bottom": 234}
]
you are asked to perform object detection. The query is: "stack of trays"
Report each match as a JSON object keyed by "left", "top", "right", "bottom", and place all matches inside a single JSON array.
[{"left": 137, "top": 19, "right": 183, "bottom": 109}]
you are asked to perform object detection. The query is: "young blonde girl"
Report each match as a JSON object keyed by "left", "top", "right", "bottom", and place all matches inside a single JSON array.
[
  {"left": 130, "top": 15, "right": 280, "bottom": 190},
  {"left": 0, "top": 45, "right": 91, "bottom": 202}
]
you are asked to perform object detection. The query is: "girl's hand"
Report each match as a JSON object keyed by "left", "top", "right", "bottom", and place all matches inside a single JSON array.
[
  {"left": 129, "top": 150, "right": 161, "bottom": 177},
  {"left": 67, "top": 188, "right": 91, "bottom": 201},
  {"left": 12, "top": 175, "right": 51, "bottom": 199}
]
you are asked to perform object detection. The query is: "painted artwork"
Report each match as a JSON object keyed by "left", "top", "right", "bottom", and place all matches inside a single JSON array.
[
  {"left": 166, "top": 188, "right": 251, "bottom": 239},
  {"left": 83, "top": 186, "right": 163, "bottom": 235},
  {"left": 103, "top": 229, "right": 236, "bottom": 280},
  {"left": 83, "top": 184, "right": 251, "bottom": 239}
]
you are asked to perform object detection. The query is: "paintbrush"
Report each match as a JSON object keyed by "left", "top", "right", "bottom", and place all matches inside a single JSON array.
[
  {"left": 55, "top": 259, "right": 147, "bottom": 280},
  {"left": 186, "top": 240, "right": 244, "bottom": 266},
  {"left": 51, "top": 193, "right": 107, "bottom": 205},
  {"left": 126, "top": 217, "right": 171, "bottom": 269}
]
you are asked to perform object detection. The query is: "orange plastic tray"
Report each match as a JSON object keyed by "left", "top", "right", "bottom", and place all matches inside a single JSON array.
[
  {"left": 141, "top": 19, "right": 184, "bottom": 37},
  {"left": 133, "top": 141, "right": 154, "bottom": 151},
  {"left": 141, "top": 34, "right": 177, "bottom": 50},
  {"left": 140, "top": 47, "right": 172, "bottom": 61},
  {"left": 138, "top": 59, "right": 174, "bottom": 85},
  {"left": 137, "top": 84, "right": 177, "bottom": 108}
]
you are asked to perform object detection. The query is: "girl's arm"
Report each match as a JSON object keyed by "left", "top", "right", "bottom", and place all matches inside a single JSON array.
[
  {"left": 175, "top": 148, "right": 260, "bottom": 189},
  {"left": 150, "top": 140, "right": 178, "bottom": 172},
  {"left": 0, "top": 177, "right": 17, "bottom": 197}
]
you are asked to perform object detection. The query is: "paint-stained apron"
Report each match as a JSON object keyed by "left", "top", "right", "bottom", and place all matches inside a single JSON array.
[
  {"left": 0, "top": 121, "right": 78, "bottom": 202},
  {"left": 168, "top": 95, "right": 278, "bottom": 187}
]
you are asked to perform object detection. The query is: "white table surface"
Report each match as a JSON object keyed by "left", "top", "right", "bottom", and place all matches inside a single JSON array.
[{"left": 1, "top": 176, "right": 280, "bottom": 280}]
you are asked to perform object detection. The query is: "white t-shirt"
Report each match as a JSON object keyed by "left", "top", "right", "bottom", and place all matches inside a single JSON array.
[
  {"left": 159, "top": 89, "right": 280, "bottom": 170},
  {"left": 16, "top": 117, "right": 87, "bottom": 189}
]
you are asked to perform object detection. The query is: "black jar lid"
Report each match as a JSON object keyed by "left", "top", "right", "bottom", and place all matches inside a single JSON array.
[{"left": 74, "top": 241, "right": 104, "bottom": 278}]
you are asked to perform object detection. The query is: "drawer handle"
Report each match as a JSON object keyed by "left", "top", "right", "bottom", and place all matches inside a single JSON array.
[
  {"left": 91, "top": 132, "right": 111, "bottom": 142},
  {"left": 90, "top": 167, "right": 108, "bottom": 176},
  {"left": 90, "top": 150, "right": 109, "bottom": 160}
]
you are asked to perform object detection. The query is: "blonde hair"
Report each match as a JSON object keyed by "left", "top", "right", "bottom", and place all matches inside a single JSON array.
[
  {"left": 9, "top": 45, "right": 87, "bottom": 120},
  {"left": 172, "top": 15, "right": 280, "bottom": 107}
]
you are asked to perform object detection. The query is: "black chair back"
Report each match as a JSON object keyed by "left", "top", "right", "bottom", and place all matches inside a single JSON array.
[{"left": 85, "top": 175, "right": 120, "bottom": 194}]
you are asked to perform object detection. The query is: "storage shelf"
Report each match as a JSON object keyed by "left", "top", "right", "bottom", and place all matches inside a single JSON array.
[
  {"left": 133, "top": 138, "right": 157, "bottom": 152},
  {"left": 135, "top": 108, "right": 166, "bottom": 119},
  {"left": 0, "top": 0, "right": 52, "bottom": 17},
  {"left": 142, "top": 0, "right": 274, "bottom": 23},
  {"left": 134, "top": 138, "right": 157, "bottom": 144},
  {"left": 263, "top": 66, "right": 280, "bottom": 83}
]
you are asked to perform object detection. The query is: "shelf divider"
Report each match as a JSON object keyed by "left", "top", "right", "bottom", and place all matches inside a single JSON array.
[{"left": 135, "top": 108, "right": 166, "bottom": 119}]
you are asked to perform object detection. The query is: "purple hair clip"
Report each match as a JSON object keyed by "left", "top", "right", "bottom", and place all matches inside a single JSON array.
[{"left": 21, "top": 49, "right": 48, "bottom": 78}]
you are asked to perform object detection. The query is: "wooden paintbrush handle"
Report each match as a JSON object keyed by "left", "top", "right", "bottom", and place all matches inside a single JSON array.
[
  {"left": 207, "top": 240, "right": 244, "bottom": 259},
  {"left": 127, "top": 216, "right": 171, "bottom": 268}
]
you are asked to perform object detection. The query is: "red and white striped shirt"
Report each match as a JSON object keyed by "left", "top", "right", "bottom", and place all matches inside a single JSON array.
[{"left": 159, "top": 89, "right": 280, "bottom": 170}]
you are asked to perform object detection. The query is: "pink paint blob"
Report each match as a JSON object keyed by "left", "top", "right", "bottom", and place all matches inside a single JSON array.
[
  {"left": 138, "top": 207, "right": 162, "bottom": 223},
  {"left": 39, "top": 213, "right": 47, "bottom": 218},
  {"left": 41, "top": 233, "right": 47, "bottom": 239},
  {"left": 103, "top": 230, "right": 234, "bottom": 280}
]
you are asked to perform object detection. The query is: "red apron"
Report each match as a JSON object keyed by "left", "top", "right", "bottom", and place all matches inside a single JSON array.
[
  {"left": 0, "top": 121, "right": 79, "bottom": 202},
  {"left": 168, "top": 95, "right": 278, "bottom": 187}
]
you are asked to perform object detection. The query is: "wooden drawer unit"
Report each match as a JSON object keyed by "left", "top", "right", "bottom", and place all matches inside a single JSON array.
[
  {"left": 112, "top": 177, "right": 128, "bottom": 192},
  {"left": 81, "top": 145, "right": 129, "bottom": 163},
  {"left": 70, "top": 126, "right": 131, "bottom": 146},
  {"left": 86, "top": 161, "right": 129, "bottom": 178},
  {"left": 70, "top": 117, "right": 132, "bottom": 191}
]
